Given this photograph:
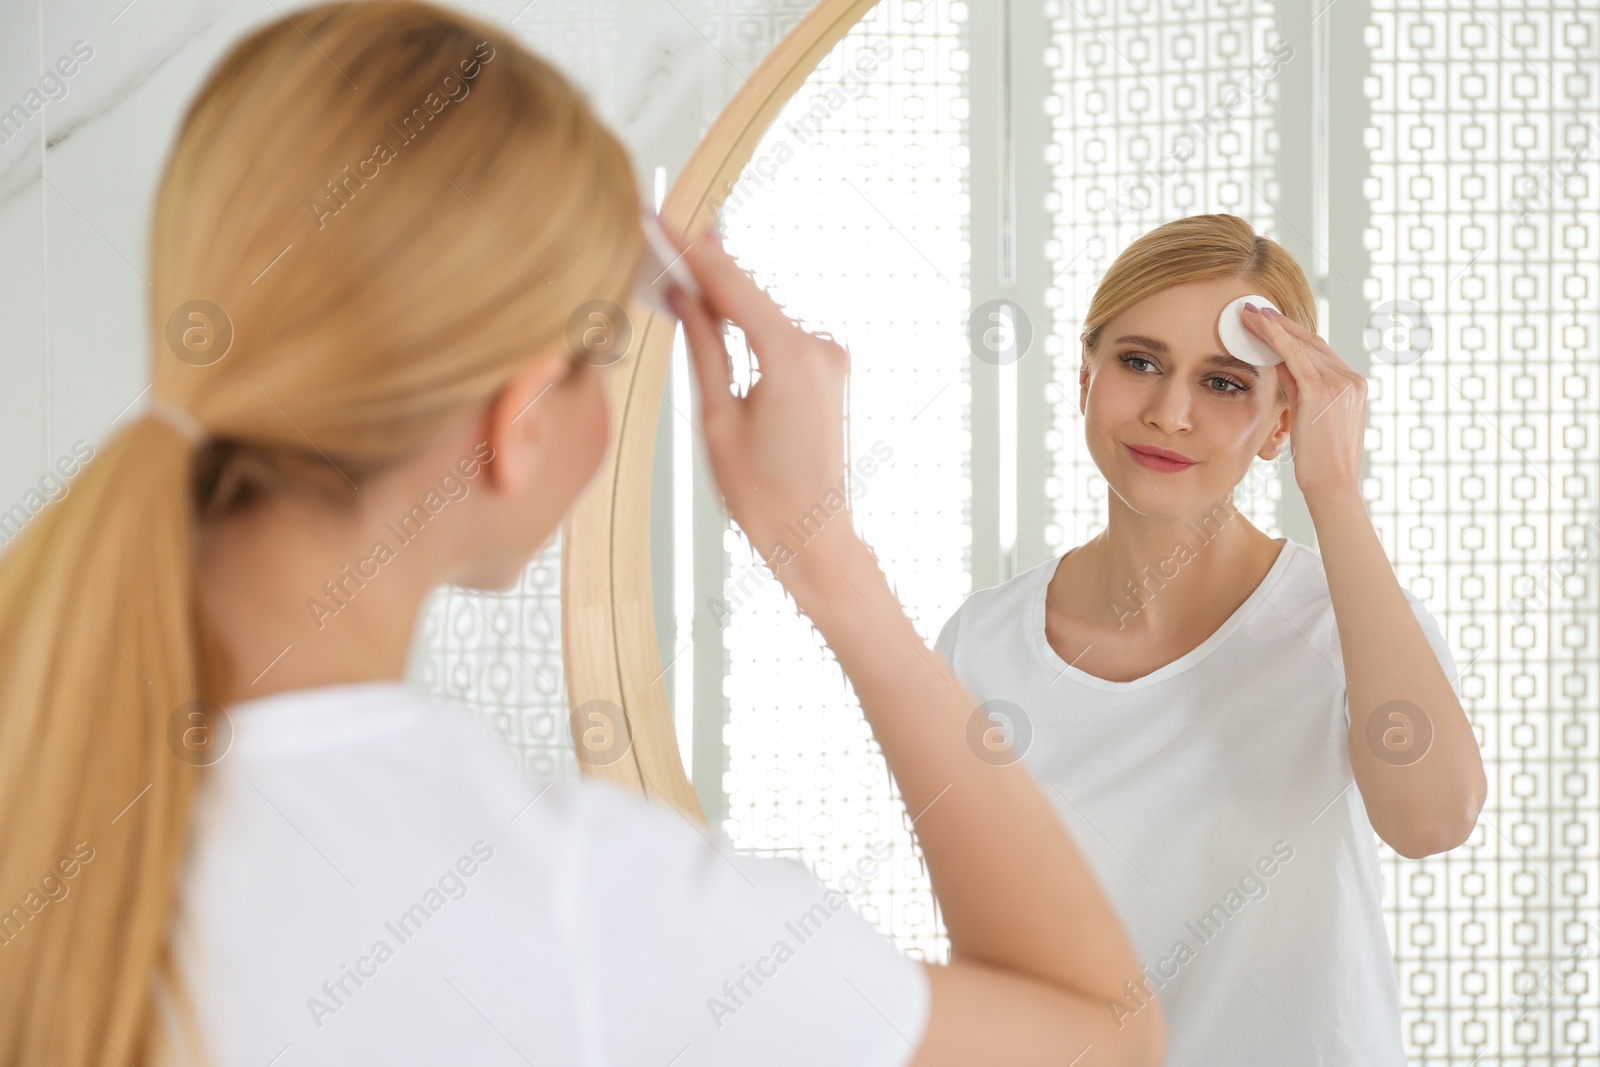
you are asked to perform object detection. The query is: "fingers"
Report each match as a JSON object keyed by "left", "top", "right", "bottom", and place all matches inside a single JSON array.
[
  {"left": 1248, "top": 310, "right": 1353, "bottom": 374},
  {"left": 649, "top": 218, "right": 738, "bottom": 426},
  {"left": 1246, "top": 309, "right": 1368, "bottom": 410},
  {"left": 657, "top": 219, "right": 803, "bottom": 361},
  {"left": 1269, "top": 313, "right": 1339, "bottom": 361},
  {"left": 1274, "top": 314, "right": 1365, "bottom": 387},
  {"left": 1245, "top": 307, "right": 1329, "bottom": 379},
  {"left": 671, "top": 281, "right": 737, "bottom": 430}
]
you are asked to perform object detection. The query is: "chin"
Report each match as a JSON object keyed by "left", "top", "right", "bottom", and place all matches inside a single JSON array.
[
  {"left": 1104, "top": 465, "right": 1231, "bottom": 519},
  {"left": 492, "top": 558, "right": 533, "bottom": 591},
  {"left": 452, "top": 557, "right": 533, "bottom": 593}
]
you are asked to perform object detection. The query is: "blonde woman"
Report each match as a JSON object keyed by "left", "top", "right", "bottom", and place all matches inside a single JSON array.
[
  {"left": 934, "top": 214, "right": 1488, "bottom": 1064},
  {"left": 0, "top": 3, "right": 1165, "bottom": 1065}
]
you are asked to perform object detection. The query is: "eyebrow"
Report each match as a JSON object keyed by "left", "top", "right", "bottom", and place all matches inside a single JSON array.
[{"left": 1112, "top": 334, "right": 1262, "bottom": 380}]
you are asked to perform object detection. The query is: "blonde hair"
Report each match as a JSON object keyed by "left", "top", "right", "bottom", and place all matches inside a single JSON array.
[
  {"left": 1080, "top": 213, "right": 1315, "bottom": 405},
  {"left": 0, "top": 2, "right": 644, "bottom": 1062}
]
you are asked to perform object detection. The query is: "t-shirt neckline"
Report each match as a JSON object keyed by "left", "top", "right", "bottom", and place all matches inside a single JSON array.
[
  {"left": 1029, "top": 536, "right": 1294, "bottom": 692},
  {"left": 219, "top": 679, "right": 427, "bottom": 753},
  {"left": 226, "top": 678, "right": 418, "bottom": 717}
]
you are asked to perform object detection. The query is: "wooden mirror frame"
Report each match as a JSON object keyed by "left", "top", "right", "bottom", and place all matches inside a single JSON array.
[{"left": 560, "top": 0, "right": 880, "bottom": 825}]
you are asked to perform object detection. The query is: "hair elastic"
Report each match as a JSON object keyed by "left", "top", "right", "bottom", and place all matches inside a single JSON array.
[{"left": 147, "top": 396, "right": 206, "bottom": 445}]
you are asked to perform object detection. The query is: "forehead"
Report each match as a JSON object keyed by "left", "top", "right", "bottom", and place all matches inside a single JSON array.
[
  {"left": 1107, "top": 276, "right": 1260, "bottom": 333},
  {"left": 1099, "top": 276, "right": 1263, "bottom": 362}
]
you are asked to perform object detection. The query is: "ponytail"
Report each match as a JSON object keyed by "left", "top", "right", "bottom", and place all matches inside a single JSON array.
[{"left": 0, "top": 414, "right": 211, "bottom": 1064}]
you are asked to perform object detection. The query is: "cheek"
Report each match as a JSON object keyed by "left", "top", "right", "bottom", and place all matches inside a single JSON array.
[
  {"left": 1235, "top": 396, "right": 1283, "bottom": 436},
  {"left": 1082, "top": 378, "right": 1147, "bottom": 448}
]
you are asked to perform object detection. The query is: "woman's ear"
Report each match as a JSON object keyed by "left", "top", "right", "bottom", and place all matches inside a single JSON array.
[
  {"left": 477, "top": 355, "right": 573, "bottom": 498},
  {"left": 1260, "top": 396, "right": 1292, "bottom": 461},
  {"left": 1078, "top": 338, "right": 1092, "bottom": 416}
]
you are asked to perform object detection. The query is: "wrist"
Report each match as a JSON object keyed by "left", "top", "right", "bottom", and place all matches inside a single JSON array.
[
  {"left": 1304, "top": 479, "right": 1365, "bottom": 517},
  {"left": 775, "top": 526, "right": 877, "bottom": 612}
]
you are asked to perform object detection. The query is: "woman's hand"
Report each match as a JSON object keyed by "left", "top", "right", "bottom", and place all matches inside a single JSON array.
[
  {"left": 658, "top": 220, "right": 860, "bottom": 580},
  {"left": 1242, "top": 305, "right": 1367, "bottom": 503}
]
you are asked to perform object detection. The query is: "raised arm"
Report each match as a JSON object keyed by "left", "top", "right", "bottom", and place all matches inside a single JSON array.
[
  {"left": 1238, "top": 304, "right": 1486, "bottom": 859},
  {"left": 665, "top": 222, "right": 1166, "bottom": 1067},
  {"left": 1308, "top": 483, "right": 1486, "bottom": 856}
]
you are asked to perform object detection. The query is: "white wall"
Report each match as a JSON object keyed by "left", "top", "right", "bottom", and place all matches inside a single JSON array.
[{"left": 0, "top": 0, "right": 765, "bottom": 518}]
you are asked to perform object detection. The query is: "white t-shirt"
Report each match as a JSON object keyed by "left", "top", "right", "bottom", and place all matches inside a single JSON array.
[
  {"left": 934, "top": 536, "right": 1456, "bottom": 1066},
  {"left": 163, "top": 681, "right": 929, "bottom": 1067}
]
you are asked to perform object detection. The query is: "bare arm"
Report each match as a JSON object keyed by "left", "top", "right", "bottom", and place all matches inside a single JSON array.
[
  {"left": 1308, "top": 484, "right": 1486, "bottom": 857},
  {"left": 665, "top": 223, "right": 1165, "bottom": 1065},
  {"left": 788, "top": 531, "right": 1166, "bottom": 1063},
  {"left": 1239, "top": 305, "right": 1486, "bottom": 860}
]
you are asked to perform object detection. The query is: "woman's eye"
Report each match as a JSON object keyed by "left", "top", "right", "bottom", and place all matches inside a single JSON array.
[{"left": 1119, "top": 354, "right": 1247, "bottom": 395}]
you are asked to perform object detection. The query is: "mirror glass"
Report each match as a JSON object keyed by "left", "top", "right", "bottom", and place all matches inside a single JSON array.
[
  {"left": 659, "top": 0, "right": 1291, "bottom": 960},
  {"left": 642, "top": 0, "right": 1600, "bottom": 1057}
]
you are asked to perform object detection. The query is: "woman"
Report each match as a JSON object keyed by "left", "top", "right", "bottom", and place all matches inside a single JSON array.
[
  {"left": 0, "top": 3, "right": 1166, "bottom": 1065},
  {"left": 934, "top": 214, "right": 1488, "bottom": 1064}
]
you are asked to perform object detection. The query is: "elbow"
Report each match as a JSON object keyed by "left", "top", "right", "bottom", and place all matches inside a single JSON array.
[
  {"left": 1387, "top": 799, "right": 1482, "bottom": 859},
  {"left": 1430, "top": 768, "right": 1489, "bottom": 855},
  {"left": 1138, "top": 1010, "right": 1168, "bottom": 1067},
  {"left": 1117, "top": 999, "right": 1168, "bottom": 1067},
  {"left": 1097, "top": 988, "right": 1167, "bottom": 1067},
  {"left": 1375, "top": 762, "right": 1488, "bottom": 859},
  {"left": 1390, "top": 833, "right": 1455, "bottom": 861}
]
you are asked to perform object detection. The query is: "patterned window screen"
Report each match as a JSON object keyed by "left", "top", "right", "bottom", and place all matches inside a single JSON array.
[
  {"left": 1354, "top": 2, "right": 1599, "bottom": 1058},
  {"left": 414, "top": 0, "right": 1600, "bottom": 1058},
  {"left": 412, "top": 553, "right": 576, "bottom": 781}
]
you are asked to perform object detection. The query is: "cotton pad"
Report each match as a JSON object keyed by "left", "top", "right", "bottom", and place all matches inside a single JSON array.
[
  {"left": 633, "top": 211, "right": 703, "bottom": 317},
  {"left": 1218, "top": 294, "right": 1283, "bottom": 368}
]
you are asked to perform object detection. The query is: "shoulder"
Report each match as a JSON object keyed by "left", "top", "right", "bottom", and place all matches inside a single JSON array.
[
  {"left": 1259, "top": 537, "right": 1332, "bottom": 608},
  {"left": 181, "top": 686, "right": 929, "bottom": 1067},
  {"left": 550, "top": 773, "right": 840, "bottom": 925},
  {"left": 1273, "top": 538, "right": 1442, "bottom": 619},
  {"left": 934, "top": 553, "right": 1057, "bottom": 658},
  {"left": 190, "top": 683, "right": 560, "bottom": 891},
  {"left": 1269, "top": 539, "right": 1457, "bottom": 683},
  {"left": 217, "top": 680, "right": 515, "bottom": 769},
  {"left": 560, "top": 782, "right": 930, "bottom": 1067}
]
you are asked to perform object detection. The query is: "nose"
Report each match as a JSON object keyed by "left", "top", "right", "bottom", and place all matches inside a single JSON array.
[{"left": 1143, "top": 375, "right": 1194, "bottom": 435}]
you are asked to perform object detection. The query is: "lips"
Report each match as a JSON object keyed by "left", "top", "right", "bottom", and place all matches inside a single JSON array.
[
  {"left": 1128, "top": 444, "right": 1194, "bottom": 463},
  {"left": 1126, "top": 444, "right": 1196, "bottom": 472}
]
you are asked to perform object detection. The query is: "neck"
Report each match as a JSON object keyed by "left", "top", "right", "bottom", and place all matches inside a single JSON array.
[
  {"left": 197, "top": 492, "right": 444, "bottom": 706},
  {"left": 1064, "top": 494, "right": 1280, "bottom": 636}
]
